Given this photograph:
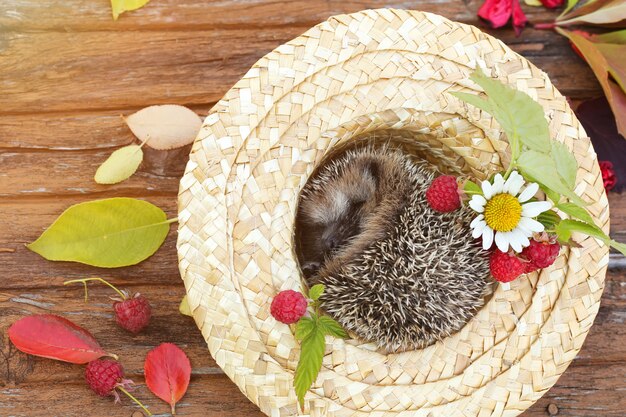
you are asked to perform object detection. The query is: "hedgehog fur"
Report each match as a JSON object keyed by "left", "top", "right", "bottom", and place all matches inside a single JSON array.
[{"left": 295, "top": 145, "right": 493, "bottom": 353}]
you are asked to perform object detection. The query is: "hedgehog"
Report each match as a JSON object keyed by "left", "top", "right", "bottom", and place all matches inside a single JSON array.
[{"left": 295, "top": 145, "right": 493, "bottom": 353}]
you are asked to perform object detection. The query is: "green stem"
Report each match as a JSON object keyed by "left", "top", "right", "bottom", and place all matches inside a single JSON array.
[
  {"left": 63, "top": 277, "right": 127, "bottom": 301},
  {"left": 117, "top": 386, "right": 153, "bottom": 416}
]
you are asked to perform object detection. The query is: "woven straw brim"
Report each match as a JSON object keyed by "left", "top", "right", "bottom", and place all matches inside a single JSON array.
[{"left": 177, "top": 9, "right": 609, "bottom": 417}]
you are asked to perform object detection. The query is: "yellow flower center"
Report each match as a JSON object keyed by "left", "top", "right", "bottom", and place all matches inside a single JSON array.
[{"left": 484, "top": 193, "right": 522, "bottom": 232}]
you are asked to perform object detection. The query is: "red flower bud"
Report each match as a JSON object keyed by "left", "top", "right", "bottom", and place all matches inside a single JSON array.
[
  {"left": 599, "top": 160, "right": 617, "bottom": 192},
  {"left": 478, "top": 0, "right": 527, "bottom": 36},
  {"left": 540, "top": 0, "right": 564, "bottom": 8}
]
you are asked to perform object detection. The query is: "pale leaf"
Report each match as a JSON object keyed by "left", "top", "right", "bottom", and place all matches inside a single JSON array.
[
  {"left": 558, "top": 0, "right": 626, "bottom": 25},
  {"left": 591, "top": 29, "right": 626, "bottom": 44},
  {"left": 94, "top": 144, "right": 143, "bottom": 185},
  {"left": 308, "top": 284, "right": 324, "bottom": 301},
  {"left": 550, "top": 141, "right": 578, "bottom": 189},
  {"left": 110, "top": 0, "right": 150, "bottom": 20},
  {"left": 124, "top": 105, "right": 202, "bottom": 150},
  {"left": 556, "top": 202, "right": 598, "bottom": 227}
]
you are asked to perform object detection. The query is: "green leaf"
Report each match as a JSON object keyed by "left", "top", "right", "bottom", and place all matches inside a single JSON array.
[
  {"left": 110, "top": 0, "right": 151, "bottom": 20},
  {"left": 545, "top": 188, "right": 561, "bottom": 205},
  {"left": 561, "top": 0, "right": 581, "bottom": 16},
  {"left": 94, "top": 144, "right": 143, "bottom": 185},
  {"left": 308, "top": 284, "right": 324, "bottom": 301},
  {"left": 469, "top": 69, "right": 551, "bottom": 155},
  {"left": 591, "top": 29, "right": 626, "bottom": 44},
  {"left": 537, "top": 210, "right": 562, "bottom": 230},
  {"left": 550, "top": 141, "right": 578, "bottom": 189},
  {"left": 556, "top": 219, "right": 606, "bottom": 243},
  {"left": 463, "top": 179, "right": 482, "bottom": 195},
  {"left": 517, "top": 151, "right": 588, "bottom": 206},
  {"left": 179, "top": 296, "right": 192, "bottom": 317},
  {"left": 27, "top": 198, "right": 172, "bottom": 268},
  {"left": 556, "top": 202, "right": 598, "bottom": 227},
  {"left": 318, "top": 316, "right": 348, "bottom": 339},
  {"left": 295, "top": 316, "right": 316, "bottom": 341},
  {"left": 294, "top": 323, "right": 325, "bottom": 409},
  {"left": 610, "top": 240, "right": 626, "bottom": 256}
]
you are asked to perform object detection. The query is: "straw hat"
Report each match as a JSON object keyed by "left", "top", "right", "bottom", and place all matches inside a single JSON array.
[{"left": 177, "top": 8, "right": 609, "bottom": 417}]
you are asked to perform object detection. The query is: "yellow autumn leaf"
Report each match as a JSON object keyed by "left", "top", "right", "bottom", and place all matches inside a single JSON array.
[
  {"left": 94, "top": 144, "right": 143, "bottom": 184},
  {"left": 110, "top": 0, "right": 151, "bottom": 20},
  {"left": 524, "top": 0, "right": 542, "bottom": 6}
]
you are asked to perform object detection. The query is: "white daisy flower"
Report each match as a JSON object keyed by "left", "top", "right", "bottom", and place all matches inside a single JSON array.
[{"left": 469, "top": 171, "right": 552, "bottom": 253}]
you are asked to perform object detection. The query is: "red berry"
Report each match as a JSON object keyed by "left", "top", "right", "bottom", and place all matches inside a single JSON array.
[
  {"left": 85, "top": 359, "right": 125, "bottom": 397},
  {"left": 490, "top": 250, "right": 524, "bottom": 283},
  {"left": 426, "top": 175, "right": 461, "bottom": 212},
  {"left": 113, "top": 294, "right": 151, "bottom": 334},
  {"left": 270, "top": 290, "right": 308, "bottom": 324},
  {"left": 521, "top": 240, "right": 560, "bottom": 270}
]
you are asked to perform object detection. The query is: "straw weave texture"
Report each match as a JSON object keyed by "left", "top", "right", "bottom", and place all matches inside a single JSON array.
[{"left": 177, "top": 9, "right": 609, "bottom": 417}]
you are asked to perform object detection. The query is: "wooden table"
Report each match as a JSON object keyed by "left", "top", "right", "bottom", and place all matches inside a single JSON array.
[{"left": 1, "top": 1, "right": 624, "bottom": 416}]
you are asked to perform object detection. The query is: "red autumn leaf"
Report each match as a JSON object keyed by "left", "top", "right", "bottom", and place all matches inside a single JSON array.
[
  {"left": 8, "top": 314, "right": 110, "bottom": 364},
  {"left": 144, "top": 343, "right": 191, "bottom": 415}
]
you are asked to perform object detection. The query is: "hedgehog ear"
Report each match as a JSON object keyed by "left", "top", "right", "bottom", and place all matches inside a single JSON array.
[{"left": 362, "top": 161, "right": 379, "bottom": 187}]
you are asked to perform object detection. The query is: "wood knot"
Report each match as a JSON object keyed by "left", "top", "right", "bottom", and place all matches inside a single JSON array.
[{"left": 547, "top": 403, "right": 559, "bottom": 415}]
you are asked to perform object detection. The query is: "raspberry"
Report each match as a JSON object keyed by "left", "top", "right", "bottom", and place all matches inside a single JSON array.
[
  {"left": 270, "top": 290, "right": 308, "bottom": 324},
  {"left": 521, "top": 239, "right": 560, "bottom": 270},
  {"left": 490, "top": 250, "right": 524, "bottom": 283},
  {"left": 85, "top": 359, "right": 125, "bottom": 397},
  {"left": 113, "top": 294, "right": 151, "bottom": 334},
  {"left": 426, "top": 175, "right": 461, "bottom": 212}
]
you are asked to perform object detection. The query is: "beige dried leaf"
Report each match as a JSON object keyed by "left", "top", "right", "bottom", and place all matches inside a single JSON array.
[{"left": 124, "top": 105, "right": 202, "bottom": 150}]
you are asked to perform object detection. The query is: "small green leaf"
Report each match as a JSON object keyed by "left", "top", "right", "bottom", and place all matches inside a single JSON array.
[
  {"left": 295, "top": 316, "right": 316, "bottom": 341},
  {"left": 110, "top": 0, "right": 150, "bottom": 20},
  {"left": 318, "top": 316, "right": 348, "bottom": 339},
  {"left": 27, "top": 198, "right": 172, "bottom": 268},
  {"left": 556, "top": 203, "right": 598, "bottom": 227},
  {"left": 294, "top": 323, "right": 325, "bottom": 409},
  {"left": 551, "top": 142, "right": 578, "bottom": 189},
  {"left": 556, "top": 219, "right": 605, "bottom": 243},
  {"left": 463, "top": 179, "right": 482, "bottom": 195},
  {"left": 592, "top": 29, "right": 626, "bottom": 45},
  {"left": 537, "top": 210, "right": 562, "bottom": 230},
  {"left": 94, "top": 144, "right": 143, "bottom": 185},
  {"left": 609, "top": 240, "right": 626, "bottom": 256},
  {"left": 179, "top": 296, "right": 192, "bottom": 317},
  {"left": 308, "top": 284, "right": 325, "bottom": 301}
]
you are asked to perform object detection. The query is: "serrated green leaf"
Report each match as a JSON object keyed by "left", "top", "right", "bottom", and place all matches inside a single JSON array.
[
  {"left": 110, "top": 0, "right": 150, "bottom": 20},
  {"left": 94, "top": 144, "right": 143, "bottom": 185},
  {"left": 537, "top": 210, "right": 562, "bottom": 230},
  {"left": 609, "top": 240, "right": 626, "bottom": 256},
  {"left": 294, "top": 324, "right": 325, "bottom": 409},
  {"left": 27, "top": 198, "right": 172, "bottom": 268},
  {"left": 551, "top": 142, "right": 578, "bottom": 189},
  {"left": 555, "top": 219, "right": 626, "bottom": 255},
  {"left": 450, "top": 92, "right": 493, "bottom": 114},
  {"left": 517, "top": 151, "right": 588, "bottom": 206},
  {"left": 179, "top": 296, "right": 192, "bottom": 317},
  {"left": 308, "top": 284, "right": 324, "bottom": 301},
  {"left": 469, "top": 69, "right": 551, "bottom": 155},
  {"left": 318, "top": 316, "right": 348, "bottom": 339},
  {"left": 295, "top": 316, "right": 316, "bottom": 341},
  {"left": 463, "top": 179, "right": 482, "bottom": 195},
  {"left": 556, "top": 202, "right": 598, "bottom": 227}
]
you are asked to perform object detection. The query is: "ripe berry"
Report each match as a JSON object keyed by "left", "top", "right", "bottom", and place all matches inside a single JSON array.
[
  {"left": 521, "top": 239, "right": 560, "bottom": 270},
  {"left": 490, "top": 250, "right": 524, "bottom": 283},
  {"left": 426, "top": 175, "right": 461, "bottom": 212},
  {"left": 270, "top": 290, "right": 308, "bottom": 324},
  {"left": 114, "top": 293, "right": 151, "bottom": 334},
  {"left": 64, "top": 278, "right": 151, "bottom": 334},
  {"left": 85, "top": 359, "right": 128, "bottom": 397}
]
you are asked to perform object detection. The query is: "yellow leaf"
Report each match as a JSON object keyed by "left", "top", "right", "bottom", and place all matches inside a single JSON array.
[
  {"left": 94, "top": 144, "right": 143, "bottom": 184},
  {"left": 179, "top": 296, "right": 192, "bottom": 317},
  {"left": 525, "top": 0, "right": 543, "bottom": 6},
  {"left": 110, "top": 0, "right": 151, "bottom": 20}
]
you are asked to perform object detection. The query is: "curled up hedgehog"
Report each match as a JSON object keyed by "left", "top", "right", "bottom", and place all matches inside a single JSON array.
[{"left": 295, "top": 145, "right": 493, "bottom": 353}]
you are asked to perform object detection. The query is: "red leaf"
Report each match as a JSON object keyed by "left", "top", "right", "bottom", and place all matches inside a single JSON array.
[
  {"left": 144, "top": 343, "right": 191, "bottom": 415},
  {"left": 8, "top": 314, "right": 109, "bottom": 364}
]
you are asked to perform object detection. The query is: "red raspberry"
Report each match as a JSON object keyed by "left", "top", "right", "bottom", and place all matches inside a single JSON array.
[
  {"left": 426, "top": 175, "right": 461, "bottom": 212},
  {"left": 521, "top": 240, "right": 560, "bottom": 270},
  {"left": 490, "top": 250, "right": 524, "bottom": 283},
  {"left": 270, "top": 290, "right": 308, "bottom": 324},
  {"left": 113, "top": 293, "right": 151, "bottom": 334},
  {"left": 85, "top": 359, "right": 126, "bottom": 397}
]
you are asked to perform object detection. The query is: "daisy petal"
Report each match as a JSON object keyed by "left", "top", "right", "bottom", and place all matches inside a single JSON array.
[
  {"left": 482, "top": 181, "right": 493, "bottom": 199},
  {"left": 518, "top": 183, "right": 539, "bottom": 203},
  {"left": 519, "top": 217, "right": 545, "bottom": 233},
  {"left": 514, "top": 229, "right": 530, "bottom": 248},
  {"left": 472, "top": 220, "right": 487, "bottom": 238},
  {"left": 469, "top": 195, "right": 487, "bottom": 213},
  {"left": 482, "top": 227, "right": 494, "bottom": 250},
  {"left": 495, "top": 231, "right": 510, "bottom": 252},
  {"left": 492, "top": 174, "right": 505, "bottom": 194},
  {"left": 506, "top": 172, "right": 525, "bottom": 196},
  {"left": 522, "top": 201, "right": 552, "bottom": 217},
  {"left": 470, "top": 214, "right": 485, "bottom": 228}
]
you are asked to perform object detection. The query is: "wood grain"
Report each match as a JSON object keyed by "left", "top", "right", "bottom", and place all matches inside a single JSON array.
[{"left": 0, "top": 1, "right": 622, "bottom": 416}]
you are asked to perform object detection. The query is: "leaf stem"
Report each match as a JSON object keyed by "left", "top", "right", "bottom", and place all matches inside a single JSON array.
[
  {"left": 117, "top": 386, "right": 153, "bottom": 416},
  {"left": 63, "top": 277, "right": 127, "bottom": 300},
  {"left": 166, "top": 217, "right": 179, "bottom": 224}
]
